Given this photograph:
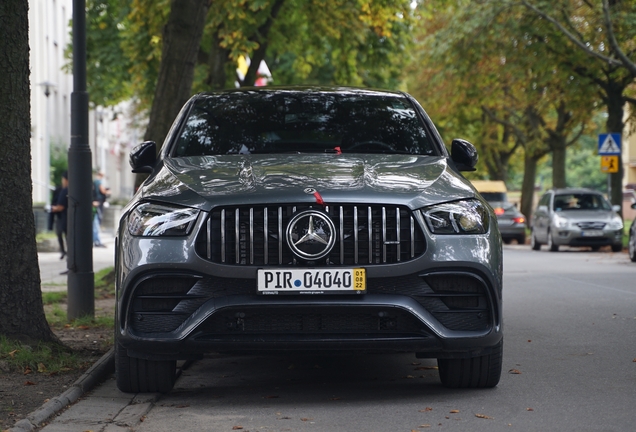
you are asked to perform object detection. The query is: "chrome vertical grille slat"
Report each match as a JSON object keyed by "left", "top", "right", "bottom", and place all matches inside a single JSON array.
[
  {"left": 353, "top": 206, "right": 359, "bottom": 264},
  {"left": 235, "top": 209, "right": 240, "bottom": 264},
  {"left": 382, "top": 207, "right": 387, "bottom": 263},
  {"left": 396, "top": 207, "right": 401, "bottom": 262},
  {"left": 249, "top": 208, "right": 254, "bottom": 265},
  {"left": 220, "top": 209, "right": 226, "bottom": 263},
  {"left": 197, "top": 204, "right": 426, "bottom": 266},
  {"left": 264, "top": 207, "right": 268, "bottom": 265}
]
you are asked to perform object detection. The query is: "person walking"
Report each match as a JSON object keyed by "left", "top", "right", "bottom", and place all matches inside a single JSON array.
[
  {"left": 50, "top": 171, "right": 68, "bottom": 270},
  {"left": 92, "top": 170, "right": 109, "bottom": 248}
]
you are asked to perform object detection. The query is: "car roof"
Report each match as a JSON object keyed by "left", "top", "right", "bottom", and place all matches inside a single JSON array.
[
  {"left": 550, "top": 188, "right": 603, "bottom": 195},
  {"left": 198, "top": 86, "right": 408, "bottom": 98}
]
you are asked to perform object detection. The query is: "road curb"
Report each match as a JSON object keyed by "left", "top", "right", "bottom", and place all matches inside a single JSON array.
[{"left": 8, "top": 347, "right": 115, "bottom": 432}]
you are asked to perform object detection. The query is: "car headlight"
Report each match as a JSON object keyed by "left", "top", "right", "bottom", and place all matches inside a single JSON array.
[
  {"left": 128, "top": 203, "right": 199, "bottom": 236},
  {"left": 421, "top": 199, "right": 489, "bottom": 234},
  {"left": 608, "top": 216, "right": 623, "bottom": 230},
  {"left": 553, "top": 214, "right": 569, "bottom": 229}
]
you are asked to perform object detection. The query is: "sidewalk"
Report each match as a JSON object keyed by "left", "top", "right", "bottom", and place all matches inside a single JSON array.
[
  {"left": 39, "top": 231, "right": 116, "bottom": 291},
  {"left": 7, "top": 233, "right": 120, "bottom": 431}
]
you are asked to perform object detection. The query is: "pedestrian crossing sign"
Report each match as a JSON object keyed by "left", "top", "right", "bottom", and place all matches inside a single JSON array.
[{"left": 598, "top": 133, "right": 621, "bottom": 155}]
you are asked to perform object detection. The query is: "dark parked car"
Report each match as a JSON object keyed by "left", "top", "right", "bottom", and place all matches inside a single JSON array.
[
  {"left": 531, "top": 188, "right": 623, "bottom": 252},
  {"left": 471, "top": 180, "right": 527, "bottom": 244},
  {"left": 115, "top": 87, "right": 503, "bottom": 393}
]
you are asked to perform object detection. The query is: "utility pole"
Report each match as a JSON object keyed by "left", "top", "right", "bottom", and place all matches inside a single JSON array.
[{"left": 67, "top": 0, "right": 94, "bottom": 320}]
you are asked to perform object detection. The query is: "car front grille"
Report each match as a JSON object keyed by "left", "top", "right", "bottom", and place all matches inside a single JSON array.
[
  {"left": 127, "top": 272, "right": 492, "bottom": 335},
  {"left": 576, "top": 222, "right": 606, "bottom": 230},
  {"left": 195, "top": 204, "right": 426, "bottom": 266}
]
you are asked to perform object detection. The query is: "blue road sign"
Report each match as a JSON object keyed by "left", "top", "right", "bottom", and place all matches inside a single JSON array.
[{"left": 598, "top": 133, "right": 621, "bottom": 155}]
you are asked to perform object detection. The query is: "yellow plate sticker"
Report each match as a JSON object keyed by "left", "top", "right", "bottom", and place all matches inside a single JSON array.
[{"left": 353, "top": 268, "right": 366, "bottom": 291}]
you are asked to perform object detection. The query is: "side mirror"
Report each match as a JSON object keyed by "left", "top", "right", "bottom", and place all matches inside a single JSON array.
[
  {"left": 632, "top": 202, "right": 636, "bottom": 210},
  {"left": 450, "top": 139, "right": 478, "bottom": 171},
  {"left": 130, "top": 141, "right": 157, "bottom": 174}
]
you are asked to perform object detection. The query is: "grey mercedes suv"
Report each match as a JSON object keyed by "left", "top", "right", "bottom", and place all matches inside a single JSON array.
[{"left": 115, "top": 87, "right": 503, "bottom": 393}]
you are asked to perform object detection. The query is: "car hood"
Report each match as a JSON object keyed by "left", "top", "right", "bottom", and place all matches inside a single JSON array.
[
  {"left": 137, "top": 154, "right": 477, "bottom": 210},
  {"left": 556, "top": 210, "right": 619, "bottom": 222}
]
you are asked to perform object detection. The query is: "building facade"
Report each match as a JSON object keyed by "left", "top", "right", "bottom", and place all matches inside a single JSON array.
[{"left": 29, "top": 0, "right": 137, "bottom": 210}]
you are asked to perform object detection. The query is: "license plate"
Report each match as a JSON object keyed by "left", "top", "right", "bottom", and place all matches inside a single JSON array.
[
  {"left": 257, "top": 269, "right": 366, "bottom": 295},
  {"left": 581, "top": 230, "right": 603, "bottom": 237}
]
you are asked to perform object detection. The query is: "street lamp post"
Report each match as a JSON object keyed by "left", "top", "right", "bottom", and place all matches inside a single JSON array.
[{"left": 67, "top": 0, "right": 94, "bottom": 320}]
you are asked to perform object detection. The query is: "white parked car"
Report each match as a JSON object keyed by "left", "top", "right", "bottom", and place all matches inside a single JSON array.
[{"left": 531, "top": 188, "right": 623, "bottom": 252}]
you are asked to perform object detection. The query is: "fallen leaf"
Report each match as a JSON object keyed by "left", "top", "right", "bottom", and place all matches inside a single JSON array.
[
  {"left": 23, "top": 367, "right": 32, "bottom": 375},
  {"left": 414, "top": 366, "right": 437, "bottom": 370},
  {"left": 176, "top": 404, "right": 189, "bottom": 408},
  {"left": 450, "top": 410, "right": 459, "bottom": 413},
  {"left": 232, "top": 426, "right": 243, "bottom": 430},
  {"left": 508, "top": 369, "right": 522, "bottom": 374},
  {"left": 24, "top": 381, "right": 36, "bottom": 386},
  {"left": 300, "top": 418, "right": 313, "bottom": 421},
  {"left": 8, "top": 350, "right": 18, "bottom": 358},
  {"left": 419, "top": 425, "right": 431, "bottom": 429},
  {"left": 633, "top": 358, "right": 636, "bottom": 363},
  {"left": 278, "top": 416, "right": 291, "bottom": 420},
  {"left": 140, "top": 415, "right": 146, "bottom": 422},
  {"left": 475, "top": 413, "right": 493, "bottom": 419},
  {"left": 527, "top": 340, "right": 532, "bottom": 343},
  {"left": 418, "top": 407, "right": 433, "bottom": 412},
  {"left": 37, "top": 363, "right": 47, "bottom": 373},
  {"left": 406, "top": 375, "right": 415, "bottom": 379},
  {"left": 78, "top": 325, "right": 90, "bottom": 330},
  {"left": 526, "top": 408, "right": 534, "bottom": 411}
]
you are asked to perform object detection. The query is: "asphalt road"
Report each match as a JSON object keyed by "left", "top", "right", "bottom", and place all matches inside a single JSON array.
[{"left": 37, "top": 245, "right": 636, "bottom": 432}]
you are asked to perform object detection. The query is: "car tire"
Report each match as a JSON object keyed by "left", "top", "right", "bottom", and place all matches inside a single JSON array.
[
  {"left": 516, "top": 234, "right": 526, "bottom": 245},
  {"left": 611, "top": 244, "right": 623, "bottom": 253},
  {"left": 437, "top": 340, "right": 503, "bottom": 388},
  {"left": 591, "top": 245, "right": 601, "bottom": 252},
  {"left": 547, "top": 231, "right": 559, "bottom": 252},
  {"left": 630, "top": 232, "right": 636, "bottom": 262},
  {"left": 530, "top": 230, "right": 541, "bottom": 251},
  {"left": 115, "top": 342, "right": 176, "bottom": 393}
]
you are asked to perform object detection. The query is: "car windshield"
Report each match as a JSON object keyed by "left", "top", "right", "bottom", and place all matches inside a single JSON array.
[
  {"left": 480, "top": 192, "right": 507, "bottom": 203},
  {"left": 553, "top": 193, "right": 611, "bottom": 211},
  {"left": 172, "top": 92, "right": 437, "bottom": 157}
]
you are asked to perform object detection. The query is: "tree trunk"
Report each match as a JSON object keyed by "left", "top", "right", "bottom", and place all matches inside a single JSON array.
[
  {"left": 549, "top": 101, "right": 573, "bottom": 189},
  {"left": 0, "top": 0, "right": 58, "bottom": 343},
  {"left": 520, "top": 152, "right": 539, "bottom": 223},
  {"left": 605, "top": 83, "right": 625, "bottom": 215},
  {"left": 205, "top": 32, "right": 230, "bottom": 90},
  {"left": 241, "top": 0, "right": 285, "bottom": 87},
  {"left": 142, "top": 0, "right": 209, "bottom": 148},
  {"left": 551, "top": 138, "right": 567, "bottom": 188}
]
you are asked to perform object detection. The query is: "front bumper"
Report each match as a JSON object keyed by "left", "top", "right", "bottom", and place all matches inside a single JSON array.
[
  {"left": 115, "top": 210, "right": 503, "bottom": 362},
  {"left": 551, "top": 227, "right": 623, "bottom": 247}
]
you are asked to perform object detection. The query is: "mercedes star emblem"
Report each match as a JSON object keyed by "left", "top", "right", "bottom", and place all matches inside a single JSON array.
[{"left": 286, "top": 210, "right": 336, "bottom": 260}]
